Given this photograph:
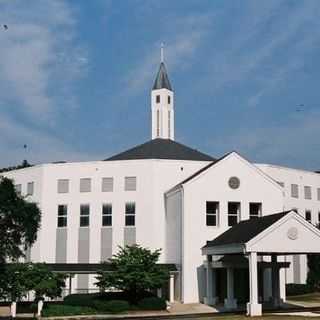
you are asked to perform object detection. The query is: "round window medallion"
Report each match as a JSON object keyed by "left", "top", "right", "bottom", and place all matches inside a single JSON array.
[
  {"left": 287, "top": 227, "right": 298, "bottom": 240},
  {"left": 228, "top": 176, "right": 240, "bottom": 189}
]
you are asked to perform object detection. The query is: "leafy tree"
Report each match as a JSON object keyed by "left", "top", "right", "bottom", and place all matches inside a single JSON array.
[
  {"left": 307, "top": 223, "right": 320, "bottom": 291},
  {"left": 0, "top": 177, "right": 41, "bottom": 263},
  {"left": 95, "top": 245, "right": 169, "bottom": 302},
  {"left": 25, "top": 263, "right": 67, "bottom": 300}
]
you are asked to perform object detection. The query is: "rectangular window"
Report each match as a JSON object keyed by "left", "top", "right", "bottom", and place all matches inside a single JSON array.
[
  {"left": 206, "top": 201, "right": 219, "bottom": 226},
  {"left": 228, "top": 202, "right": 240, "bottom": 226},
  {"left": 57, "top": 205, "right": 67, "bottom": 227},
  {"left": 168, "top": 95, "right": 171, "bottom": 104},
  {"left": 58, "top": 179, "right": 69, "bottom": 193},
  {"left": 102, "top": 204, "right": 112, "bottom": 227},
  {"left": 125, "top": 177, "right": 136, "bottom": 191},
  {"left": 80, "top": 204, "right": 90, "bottom": 227},
  {"left": 15, "top": 184, "right": 22, "bottom": 195},
  {"left": 249, "top": 202, "right": 262, "bottom": 219},
  {"left": 291, "top": 184, "right": 299, "bottom": 198},
  {"left": 305, "top": 210, "right": 312, "bottom": 223},
  {"left": 27, "top": 182, "right": 34, "bottom": 195},
  {"left": 304, "top": 186, "right": 312, "bottom": 200},
  {"left": 168, "top": 110, "right": 171, "bottom": 139},
  {"left": 80, "top": 178, "right": 91, "bottom": 193},
  {"left": 102, "top": 177, "right": 113, "bottom": 192},
  {"left": 156, "top": 110, "right": 160, "bottom": 137},
  {"left": 156, "top": 95, "right": 160, "bottom": 103},
  {"left": 125, "top": 202, "right": 135, "bottom": 226},
  {"left": 317, "top": 188, "right": 320, "bottom": 201}
]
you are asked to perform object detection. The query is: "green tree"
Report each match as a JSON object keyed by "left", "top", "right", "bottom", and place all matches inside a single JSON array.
[
  {"left": 95, "top": 245, "right": 169, "bottom": 302},
  {"left": 0, "top": 177, "right": 41, "bottom": 263},
  {"left": 25, "top": 263, "right": 67, "bottom": 300},
  {"left": 307, "top": 223, "right": 320, "bottom": 291}
]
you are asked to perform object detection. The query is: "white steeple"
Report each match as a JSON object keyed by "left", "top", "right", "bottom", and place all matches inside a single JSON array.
[{"left": 151, "top": 44, "right": 174, "bottom": 140}]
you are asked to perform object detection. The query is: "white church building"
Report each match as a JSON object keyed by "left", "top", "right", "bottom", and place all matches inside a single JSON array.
[{"left": 3, "top": 57, "right": 320, "bottom": 316}]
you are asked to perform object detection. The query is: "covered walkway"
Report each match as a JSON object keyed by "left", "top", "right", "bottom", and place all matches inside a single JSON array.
[{"left": 202, "top": 210, "right": 320, "bottom": 316}]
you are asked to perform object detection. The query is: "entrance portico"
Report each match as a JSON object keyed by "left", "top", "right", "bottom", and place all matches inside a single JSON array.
[{"left": 202, "top": 210, "right": 320, "bottom": 316}]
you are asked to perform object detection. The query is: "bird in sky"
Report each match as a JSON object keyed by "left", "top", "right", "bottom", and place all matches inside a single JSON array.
[
  {"left": 296, "top": 104, "right": 304, "bottom": 112},
  {"left": 3, "top": 25, "right": 8, "bottom": 30}
]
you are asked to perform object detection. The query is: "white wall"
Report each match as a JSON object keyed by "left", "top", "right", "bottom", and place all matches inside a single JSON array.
[{"left": 180, "top": 153, "right": 284, "bottom": 303}]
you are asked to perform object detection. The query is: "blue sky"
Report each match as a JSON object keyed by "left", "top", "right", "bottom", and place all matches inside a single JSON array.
[{"left": 0, "top": 0, "right": 320, "bottom": 170}]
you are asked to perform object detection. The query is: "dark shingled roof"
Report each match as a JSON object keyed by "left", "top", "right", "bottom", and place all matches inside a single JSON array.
[
  {"left": 204, "top": 211, "right": 291, "bottom": 248},
  {"left": 152, "top": 62, "right": 172, "bottom": 91},
  {"left": 105, "top": 138, "right": 215, "bottom": 161}
]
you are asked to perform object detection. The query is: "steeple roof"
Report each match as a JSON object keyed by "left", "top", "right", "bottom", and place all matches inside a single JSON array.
[{"left": 152, "top": 62, "right": 172, "bottom": 91}]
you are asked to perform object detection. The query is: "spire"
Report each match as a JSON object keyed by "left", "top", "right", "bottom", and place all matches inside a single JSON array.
[{"left": 152, "top": 43, "right": 172, "bottom": 91}]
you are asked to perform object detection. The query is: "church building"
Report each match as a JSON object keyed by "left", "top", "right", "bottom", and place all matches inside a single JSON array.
[{"left": 3, "top": 53, "right": 320, "bottom": 316}]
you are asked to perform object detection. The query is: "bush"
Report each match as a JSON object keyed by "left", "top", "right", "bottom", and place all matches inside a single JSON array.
[
  {"left": 137, "top": 297, "right": 167, "bottom": 310},
  {"left": 286, "top": 283, "right": 314, "bottom": 296},
  {"left": 42, "top": 304, "right": 96, "bottom": 317},
  {"left": 64, "top": 293, "right": 101, "bottom": 307},
  {"left": 92, "top": 300, "right": 129, "bottom": 313}
]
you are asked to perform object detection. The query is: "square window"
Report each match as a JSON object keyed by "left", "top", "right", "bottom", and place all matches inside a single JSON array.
[
  {"left": 125, "top": 215, "right": 135, "bottom": 226},
  {"left": 102, "top": 177, "right": 113, "bottom": 192},
  {"left": 57, "top": 179, "right": 69, "bottom": 193},
  {"left": 125, "top": 177, "right": 136, "bottom": 191},
  {"left": 228, "top": 215, "right": 238, "bottom": 227},
  {"left": 80, "top": 216, "right": 90, "bottom": 227},
  {"left": 249, "top": 203, "right": 262, "bottom": 219},
  {"left": 80, "top": 178, "right": 91, "bottom": 193},
  {"left": 206, "top": 215, "right": 216, "bottom": 226},
  {"left": 102, "top": 215, "right": 112, "bottom": 227},
  {"left": 304, "top": 186, "right": 312, "bottom": 200},
  {"left": 58, "top": 216, "right": 67, "bottom": 227}
]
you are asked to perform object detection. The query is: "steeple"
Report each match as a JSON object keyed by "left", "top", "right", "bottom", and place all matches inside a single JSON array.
[{"left": 151, "top": 44, "right": 174, "bottom": 140}]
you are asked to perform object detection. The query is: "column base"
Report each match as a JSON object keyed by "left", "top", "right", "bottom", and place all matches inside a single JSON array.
[
  {"left": 204, "top": 296, "right": 218, "bottom": 305},
  {"left": 246, "top": 302, "right": 262, "bottom": 316},
  {"left": 224, "top": 298, "right": 237, "bottom": 310}
]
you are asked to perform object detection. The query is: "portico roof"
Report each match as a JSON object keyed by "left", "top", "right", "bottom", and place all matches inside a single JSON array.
[{"left": 202, "top": 210, "right": 320, "bottom": 255}]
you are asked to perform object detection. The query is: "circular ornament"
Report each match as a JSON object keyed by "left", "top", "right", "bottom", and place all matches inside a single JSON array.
[
  {"left": 287, "top": 227, "right": 298, "bottom": 240},
  {"left": 228, "top": 176, "right": 240, "bottom": 189}
]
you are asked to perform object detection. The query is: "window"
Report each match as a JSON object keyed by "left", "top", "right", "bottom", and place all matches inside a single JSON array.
[
  {"left": 156, "top": 95, "right": 160, "bottom": 103},
  {"left": 80, "top": 204, "right": 90, "bottom": 227},
  {"left": 27, "top": 182, "right": 34, "bottom": 195},
  {"left": 249, "top": 202, "right": 262, "bottom": 219},
  {"left": 125, "top": 202, "right": 135, "bottom": 226},
  {"left": 291, "top": 184, "right": 299, "bottom": 198},
  {"left": 57, "top": 205, "right": 68, "bottom": 227},
  {"left": 102, "top": 177, "right": 113, "bottom": 192},
  {"left": 305, "top": 210, "right": 312, "bottom": 223},
  {"left": 318, "top": 212, "right": 320, "bottom": 224},
  {"left": 228, "top": 202, "right": 240, "bottom": 226},
  {"left": 206, "top": 202, "right": 219, "bottom": 226},
  {"left": 80, "top": 178, "right": 91, "bottom": 193},
  {"left": 15, "top": 184, "right": 22, "bottom": 195},
  {"left": 304, "top": 186, "right": 312, "bottom": 200},
  {"left": 168, "top": 110, "right": 171, "bottom": 139},
  {"left": 102, "top": 204, "right": 112, "bottom": 227},
  {"left": 317, "top": 188, "right": 320, "bottom": 201},
  {"left": 168, "top": 95, "right": 171, "bottom": 104},
  {"left": 125, "top": 177, "right": 136, "bottom": 191},
  {"left": 58, "top": 179, "right": 69, "bottom": 193},
  {"left": 156, "top": 110, "right": 160, "bottom": 137}
]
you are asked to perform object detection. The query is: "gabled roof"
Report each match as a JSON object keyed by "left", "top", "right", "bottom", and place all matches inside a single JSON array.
[
  {"left": 203, "top": 211, "right": 290, "bottom": 248},
  {"left": 105, "top": 139, "right": 215, "bottom": 161},
  {"left": 152, "top": 62, "right": 172, "bottom": 91}
]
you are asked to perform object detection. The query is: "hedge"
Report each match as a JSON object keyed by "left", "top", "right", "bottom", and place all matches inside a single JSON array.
[
  {"left": 92, "top": 300, "right": 129, "bottom": 313},
  {"left": 63, "top": 293, "right": 101, "bottom": 307},
  {"left": 137, "top": 297, "right": 167, "bottom": 310},
  {"left": 286, "top": 283, "right": 314, "bottom": 296},
  {"left": 42, "top": 304, "right": 96, "bottom": 317}
]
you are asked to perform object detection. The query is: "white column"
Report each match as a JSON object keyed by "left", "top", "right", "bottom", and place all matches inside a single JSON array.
[
  {"left": 224, "top": 268, "right": 237, "bottom": 309},
  {"left": 169, "top": 274, "right": 175, "bottom": 303},
  {"left": 10, "top": 302, "right": 16, "bottom": 318},
  {"left": 204, "top": 256, "right": 218, "bottom": 305},
  {"left": 37, "top": 300, "right": 44, "bottom": 316},
  {"left": 247, "top": 252, "right": 262, "bottom": 316}
]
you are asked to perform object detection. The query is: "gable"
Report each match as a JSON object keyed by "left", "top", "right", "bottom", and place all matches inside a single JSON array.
[{"left": 247, "top": 212, "right": 320, "bottom": 253}]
